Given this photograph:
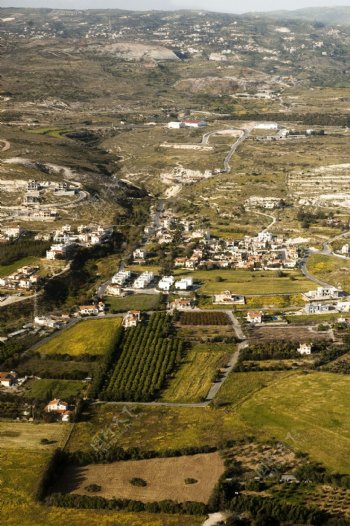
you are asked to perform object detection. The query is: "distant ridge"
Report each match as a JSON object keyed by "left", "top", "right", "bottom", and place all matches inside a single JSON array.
[{"left": 258, "top": 6, "right": 350, "bottom": 25}]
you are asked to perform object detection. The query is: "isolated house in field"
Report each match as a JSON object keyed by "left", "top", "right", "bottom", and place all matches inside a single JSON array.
[
  {"left": 0, "top": 371, "right": 18, "bottom": 387},
  {"left": 213, "top": 291, "right": 245, "bottom": 305},
  {"left": 44, "top": 399, "right": 74, "bottom": 422},
  {"left": 298, "top": 343, "right": 312, "bottom": 355},
  {"left": 182, "top": 120, "right": 207, "bottom": 128},
  {"left": 123, "top": 310, "right": 141, "bottom": 328},
  {"left": 170, "top": 298, "right": 194, "bottom": 311},
  {"left": 167, "top": 121, "right": 185, "bottom": 129},
  {"left": 247, "top": 311, "right": 263, "bottom": 324}
]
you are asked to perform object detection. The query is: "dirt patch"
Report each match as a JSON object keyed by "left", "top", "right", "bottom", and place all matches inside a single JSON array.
[
  {"left": 250, "top": 325, "right": 331, "bottom": 343},
  {"left": 54, "top": 452, "right": 224, "bottom": 503}
]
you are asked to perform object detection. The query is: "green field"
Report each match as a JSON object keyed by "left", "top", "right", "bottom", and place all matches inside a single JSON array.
[
  {"left": 307, "top": 253, "right": 350, "bottom": 293},
  {"left": 235, "top": 371, "right": 350, "bottom": 472},
  {"left": 36, "top": 318, "right": 122, "bottom": 357},
  {"left": 106, "top": 294, "right": 160, "bottom": 312},
  {"left": 0, "top": 257, "right": 41, "bottom": 278},
  {"left": 215, "top": 371, "right": 293, "bottom": 407},
  {"left": 25, "top": 379, "right": 84, "bottom": 401},
  {"left": 175, "top": 269, "right": 316, "bottom": 295},
  {"left": 68, "top": 370, "right": 350, "bottom": 474},
  {"left": 161, "top": 349, "right": 229, "bottom": 403}
]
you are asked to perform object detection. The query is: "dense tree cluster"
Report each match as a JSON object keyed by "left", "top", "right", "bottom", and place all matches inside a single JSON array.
[{"left": 101, "top": 313, "right": 182, "bottom": 401}]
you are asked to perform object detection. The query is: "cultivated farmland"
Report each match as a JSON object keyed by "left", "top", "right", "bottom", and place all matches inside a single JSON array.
[
  {"left": 102, "top": 313, "right": 182, "bottom": 401},
  {"left": 161, "top": 349, "right": 229, "bottom": 403},
  {"left": 178, "top": 311, "right": 230, "bottom": 325},
  {"left": 36, "top": 318, "right": 122, "bottom": 357},
  {"left": 55, "top": 453, "right": 224, "bottom": 503}
]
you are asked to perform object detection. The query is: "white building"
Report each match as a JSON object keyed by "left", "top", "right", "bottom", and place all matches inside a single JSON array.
[
  {"left": 298, "top": 343, "right": 312, "bottom": 355},
  {"left": 158, "top": 276, "right": 175, "bottom": 291},
  {"left": 167, "top": 121, "right": 185, "bottom": 129},
  {"left": 133, "top": 272, "right": 154, "bottom": 289},
  {"left": 79, "top": 305, "right": 99, "bottom": 316},
  {"left": 123, "top": 310, "right": 141, "bottom": 328},
  {"left": 247, "top": 311, "right": 263, "bottom": 324},
  {"left": 111, "top": 271, "right": 131, "bottom": 286},
  {"left": 105, "top": 285, "right": 125, "bottom": 297},
  {"left": 0, "top": 371, "right": 18, "bottom": 387},
  {"left": 182, "top": 120, "right": 207, "bottom": 128},
  {"left": 175, "top": 277, "right": 193, "bottom": 290},
  {"left": 34, "top": 316, "right": 62, "bottom": 329}
]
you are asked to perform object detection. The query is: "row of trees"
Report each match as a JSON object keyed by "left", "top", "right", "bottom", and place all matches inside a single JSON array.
[
  {"left": 89, "top": 327, "right": 124, "bottom": 399},
  {"left": 0, "top": 239, "right": 50, "bottom": 266},
  {"left": 101, "top": 313, "right": 182, "bottom": 401},
  {"left": 45, "top": 493, "right": 207, "bottom": 516}
]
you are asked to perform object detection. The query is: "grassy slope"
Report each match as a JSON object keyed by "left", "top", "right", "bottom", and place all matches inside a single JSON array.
[
  {"left": 0, "top": 257, "right": 41, "bottom": 278},
  {"left": 36, "top": 318, "right": 122, "bottom": 356},
  {"left": 307, "top": 253, "right": 350, "bottom": 293},
  {"left": 69, "top": 370, "right": 350, "bottom": 473},
  {"left": 161, "top": 350, "right": 228, "bottom": 403},
  {"left": 236, "top": 371, "right": 350, "bottom": 472}
]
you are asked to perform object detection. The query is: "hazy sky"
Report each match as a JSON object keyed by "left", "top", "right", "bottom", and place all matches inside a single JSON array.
[{"left": 2, "top": 0, "right": 350, "bottom": 13}]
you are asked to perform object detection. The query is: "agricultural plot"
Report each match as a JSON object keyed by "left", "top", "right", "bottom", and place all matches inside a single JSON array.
[
  {"left": 248, "top": 325, "right": 332, "bottom": 343},
  {"left": 177, "top": 269, "right": 316, "bottom": 295},
  {"left": 106, "top": 294, "right": 160, "bottom": 313},
  {"left": 236, "top": 372, "right": 350, "bottom": 472},
  {"left": 36, "top": 318, "right": 122, "bottom": 357},
  {"left": 178, "top": 311, "right": 230, "bottom": 325},
  {"left": 0, "top": 449, "right": 202, "bottom": 526},
  {"left": 25, "top": 378, "right": 84, "bottom": 401},
  {"left": 161, "top": 350, "right": 229, "bottom": 403},
  {"left": 55, "top": 453, "right": 224, "bottom": 504},
  {"left": 102, "top": 313, "right": 182, "bottom": 401}
]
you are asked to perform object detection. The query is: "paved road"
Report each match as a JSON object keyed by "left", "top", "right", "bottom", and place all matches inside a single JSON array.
[{"left": 224, "top": 129, "right": 247, "bottom": 173}]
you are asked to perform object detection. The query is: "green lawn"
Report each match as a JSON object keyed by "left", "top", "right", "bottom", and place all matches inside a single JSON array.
[
  {"left": 36, "top": 318, "right": 122, "bottom": 357},
  {"left": 175, "top": 269, "right": 316, "bottom": 295},
  {"left": 161, "top": 350, "right": 229, "bottom": 403},
  {"left": 106, "top": 294, "right": 160, "bottom": 312},
  {"left": 25, "top": 379, "right": 84, "bottom": 401},
  {"left": 307, "top": 253, "right": 350, "bottom": 293},
  {"left": 0, "top": 257, "right": 41, "bottom": 278}
]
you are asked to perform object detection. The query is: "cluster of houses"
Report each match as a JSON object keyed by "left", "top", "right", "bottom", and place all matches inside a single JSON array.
[
  {"left": 0, "top": 225, "right": 24, "bottom": 241},
  {"left": 171, "top": 231, "right": 299, "bottom": 271},
  {"left": 302, "top": 286, "right": 350, "bottom": 315},
  {"left": 0, "top": 265, "right": 39, "bottom": 290},
  {"left": 24, "top": 180, "right": 79, "bottom": 205},
  {"left": 46, "top": 224, "right": 112, "bottom": 260}
]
